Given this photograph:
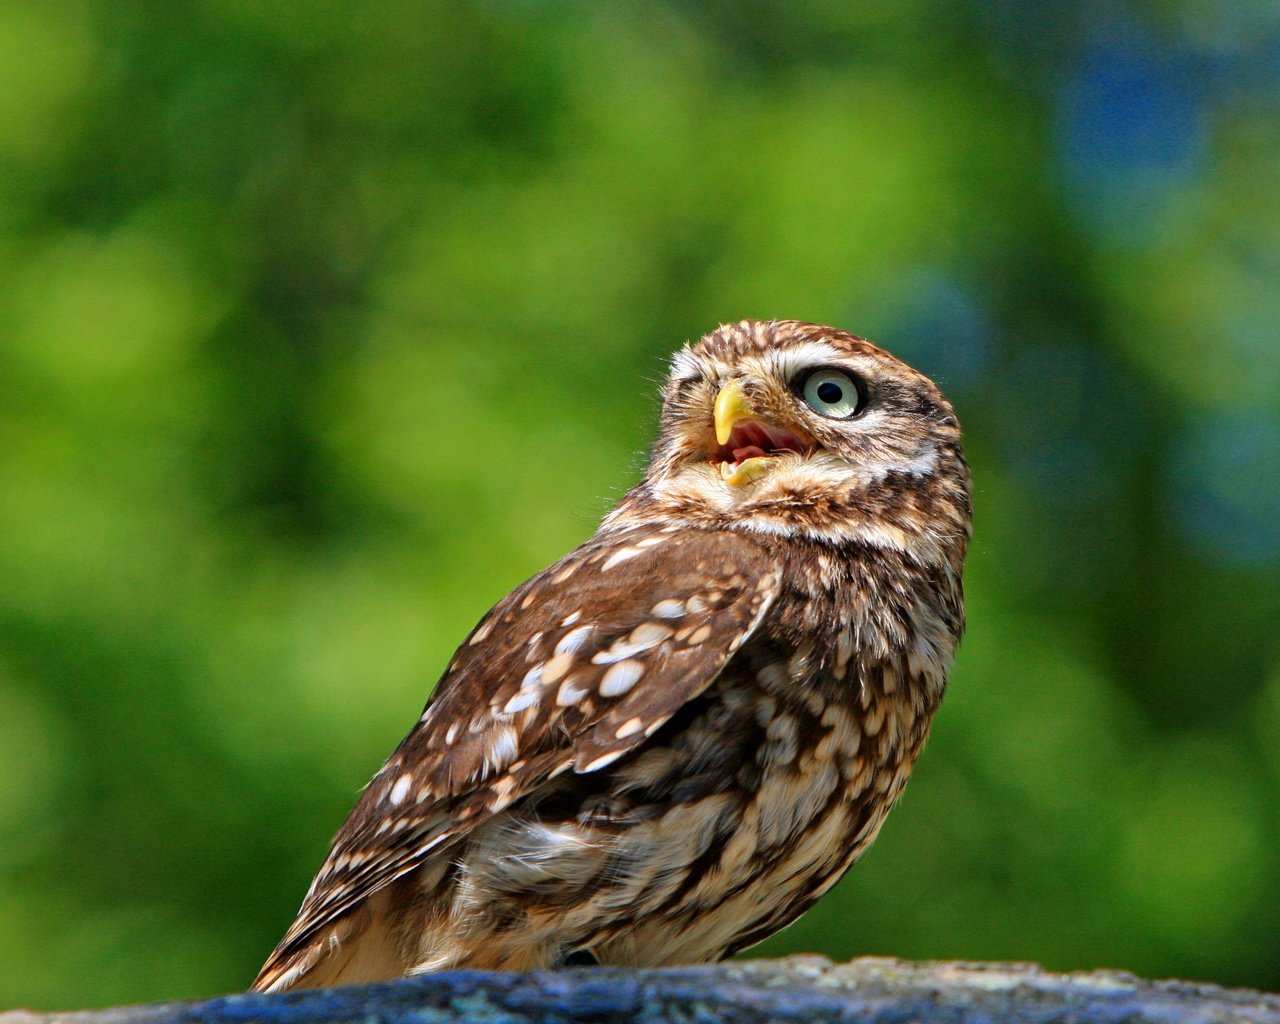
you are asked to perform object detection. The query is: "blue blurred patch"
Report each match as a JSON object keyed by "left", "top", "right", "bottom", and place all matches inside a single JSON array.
[
  {"left": 877, "top": 271, "right": 993, "bottom": 394},
  {"left": 1057, "top": 36, "right": 1207, "bottom": 241},
  {"left": 1172, "top": 413, "right": 1280, "bottom": 567}
]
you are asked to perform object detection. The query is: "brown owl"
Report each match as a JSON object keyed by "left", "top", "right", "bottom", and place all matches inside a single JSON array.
[{"left": 252, "top": 319, "right": 971, "bottom": 992}]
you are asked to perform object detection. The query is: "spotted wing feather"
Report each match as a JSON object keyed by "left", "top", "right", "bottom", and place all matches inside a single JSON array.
[{"left": 253, "top": 527, "right": 779, "bottom": 990}]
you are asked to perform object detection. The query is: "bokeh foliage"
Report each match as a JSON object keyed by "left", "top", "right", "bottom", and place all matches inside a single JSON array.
[{"left": 1, "top": 0, "right": 1278, "bottom": 1010}]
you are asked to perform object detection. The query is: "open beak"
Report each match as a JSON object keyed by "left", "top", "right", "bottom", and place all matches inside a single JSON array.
[{"left": 711, "top": 381, "right": 814, "bottom": 486}]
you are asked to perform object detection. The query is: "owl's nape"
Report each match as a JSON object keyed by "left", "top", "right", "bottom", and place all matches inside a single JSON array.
[{"left": 253, "top": 320, "right": 970, "bottom": 993}]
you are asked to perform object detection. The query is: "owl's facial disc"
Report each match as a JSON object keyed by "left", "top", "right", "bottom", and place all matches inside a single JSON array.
[{"left": 710, "top": 380, "right": 814, "bottom": 486}]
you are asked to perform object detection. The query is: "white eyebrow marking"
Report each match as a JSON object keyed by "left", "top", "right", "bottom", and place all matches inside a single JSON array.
[
  {"left": 760, "top": 340, "right": 847, "bottom": 384},
  {"left": 668, "top": 346, "right": 701, "bottom": 381}
]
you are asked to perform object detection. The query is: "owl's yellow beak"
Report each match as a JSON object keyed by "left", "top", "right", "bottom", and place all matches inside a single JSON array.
[
  {"left": 713, "top": 381, "right": 769, "bottom": 486},
  {"left": 711, "top": 380, "right": 815, "bottom": 487},
  {"left": 714, "top": 381, "right": 752, "bottom": 446}
]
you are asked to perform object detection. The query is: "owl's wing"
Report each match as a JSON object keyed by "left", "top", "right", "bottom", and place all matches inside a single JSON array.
[{"left": 254, "top": 527, "right": 779, "bottom": 990}]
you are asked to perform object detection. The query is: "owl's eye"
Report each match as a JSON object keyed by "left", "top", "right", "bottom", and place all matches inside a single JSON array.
[{"left": 798, "top": 368, "right": 864, "bottom": 419}]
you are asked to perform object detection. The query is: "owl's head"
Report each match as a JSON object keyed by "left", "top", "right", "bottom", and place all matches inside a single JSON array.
[{"left": 610, "top": 320, "right": 971, "bottom": 564}]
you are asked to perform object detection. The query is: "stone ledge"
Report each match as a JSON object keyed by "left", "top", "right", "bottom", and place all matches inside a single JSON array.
[{"left": 6, "top": 956, "right": 1279, "bottom": 1024}]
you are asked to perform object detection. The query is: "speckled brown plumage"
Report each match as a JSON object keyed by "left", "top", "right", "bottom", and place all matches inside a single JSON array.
[{"left": 252, "top": 319, "right": 971, "bottom": 992}]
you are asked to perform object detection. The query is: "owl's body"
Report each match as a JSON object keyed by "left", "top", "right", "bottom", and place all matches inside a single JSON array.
[{"left": 253, "top": 321, "right": 970, "bottom": 992}]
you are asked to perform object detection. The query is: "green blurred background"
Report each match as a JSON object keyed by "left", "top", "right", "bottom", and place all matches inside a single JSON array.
[{"left": 2, "top": 0, "right": 1278, "bottom": 1010}]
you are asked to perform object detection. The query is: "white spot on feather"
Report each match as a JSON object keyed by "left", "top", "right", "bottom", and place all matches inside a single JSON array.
[
  {"left": 834, "top": 624, "right": 855, "bottom": 680},
  {"left": 556, "top": 625, "right": 594, "bottom": 654},
  {"left": 556, "top": 675, "right": 590, "bottom": 706},
  {"left": 489, "top": 774, "right": 519, "bottom": 812},
  {"left": 591, "top": 621, "right": 672, "bottom": 664},
  {"left": 651, "top": 599, "right": 685, "bottom": 619},
  {"left": 387, "top": 773, "right": 413, "bottom": 807},
  {"left": 601, "top": 546, "right": 645, "bottom": 571},
  {"left": 615, "top": 716, "right": 645, "bottom": 738},
  {"left": 541, "top": 651, "right": 575, "bottom": 684},
  {"left": 898, "top": 442, "right": 938, "bottom": 476},
  {"left": 484, "top": 725, "right": 519, "bottom": 773},
  {"left": 599, "top": 659, "right": 645, "bottom": 697},
  {"left": 580, "top": 749, "right": 627, "bottom": 773},
  {"left": 686, "top": 624, "right": 713, "bottom": 645},
  {"left": 629, "top": 621, "right": 674, "bottom": 646},
  {"left": 503, "top": 689, "right": 539, "bottom": 714}
]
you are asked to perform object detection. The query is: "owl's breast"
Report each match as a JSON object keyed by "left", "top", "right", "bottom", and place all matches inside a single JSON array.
[
  {"left": 616, "top": 626, "right": 936, "bottom": 961},
  {"left": 726, "top": 614, "right": 935, "bottom": 831}
]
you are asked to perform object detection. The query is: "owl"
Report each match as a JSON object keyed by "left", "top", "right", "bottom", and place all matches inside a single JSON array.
[{"left": 251, "top": 319, "right": 971, "bottom": 992}]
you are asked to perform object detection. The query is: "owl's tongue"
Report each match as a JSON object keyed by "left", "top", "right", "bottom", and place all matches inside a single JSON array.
[{"left": 719, "top": 419, "right": 810, "bottom": 467}]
